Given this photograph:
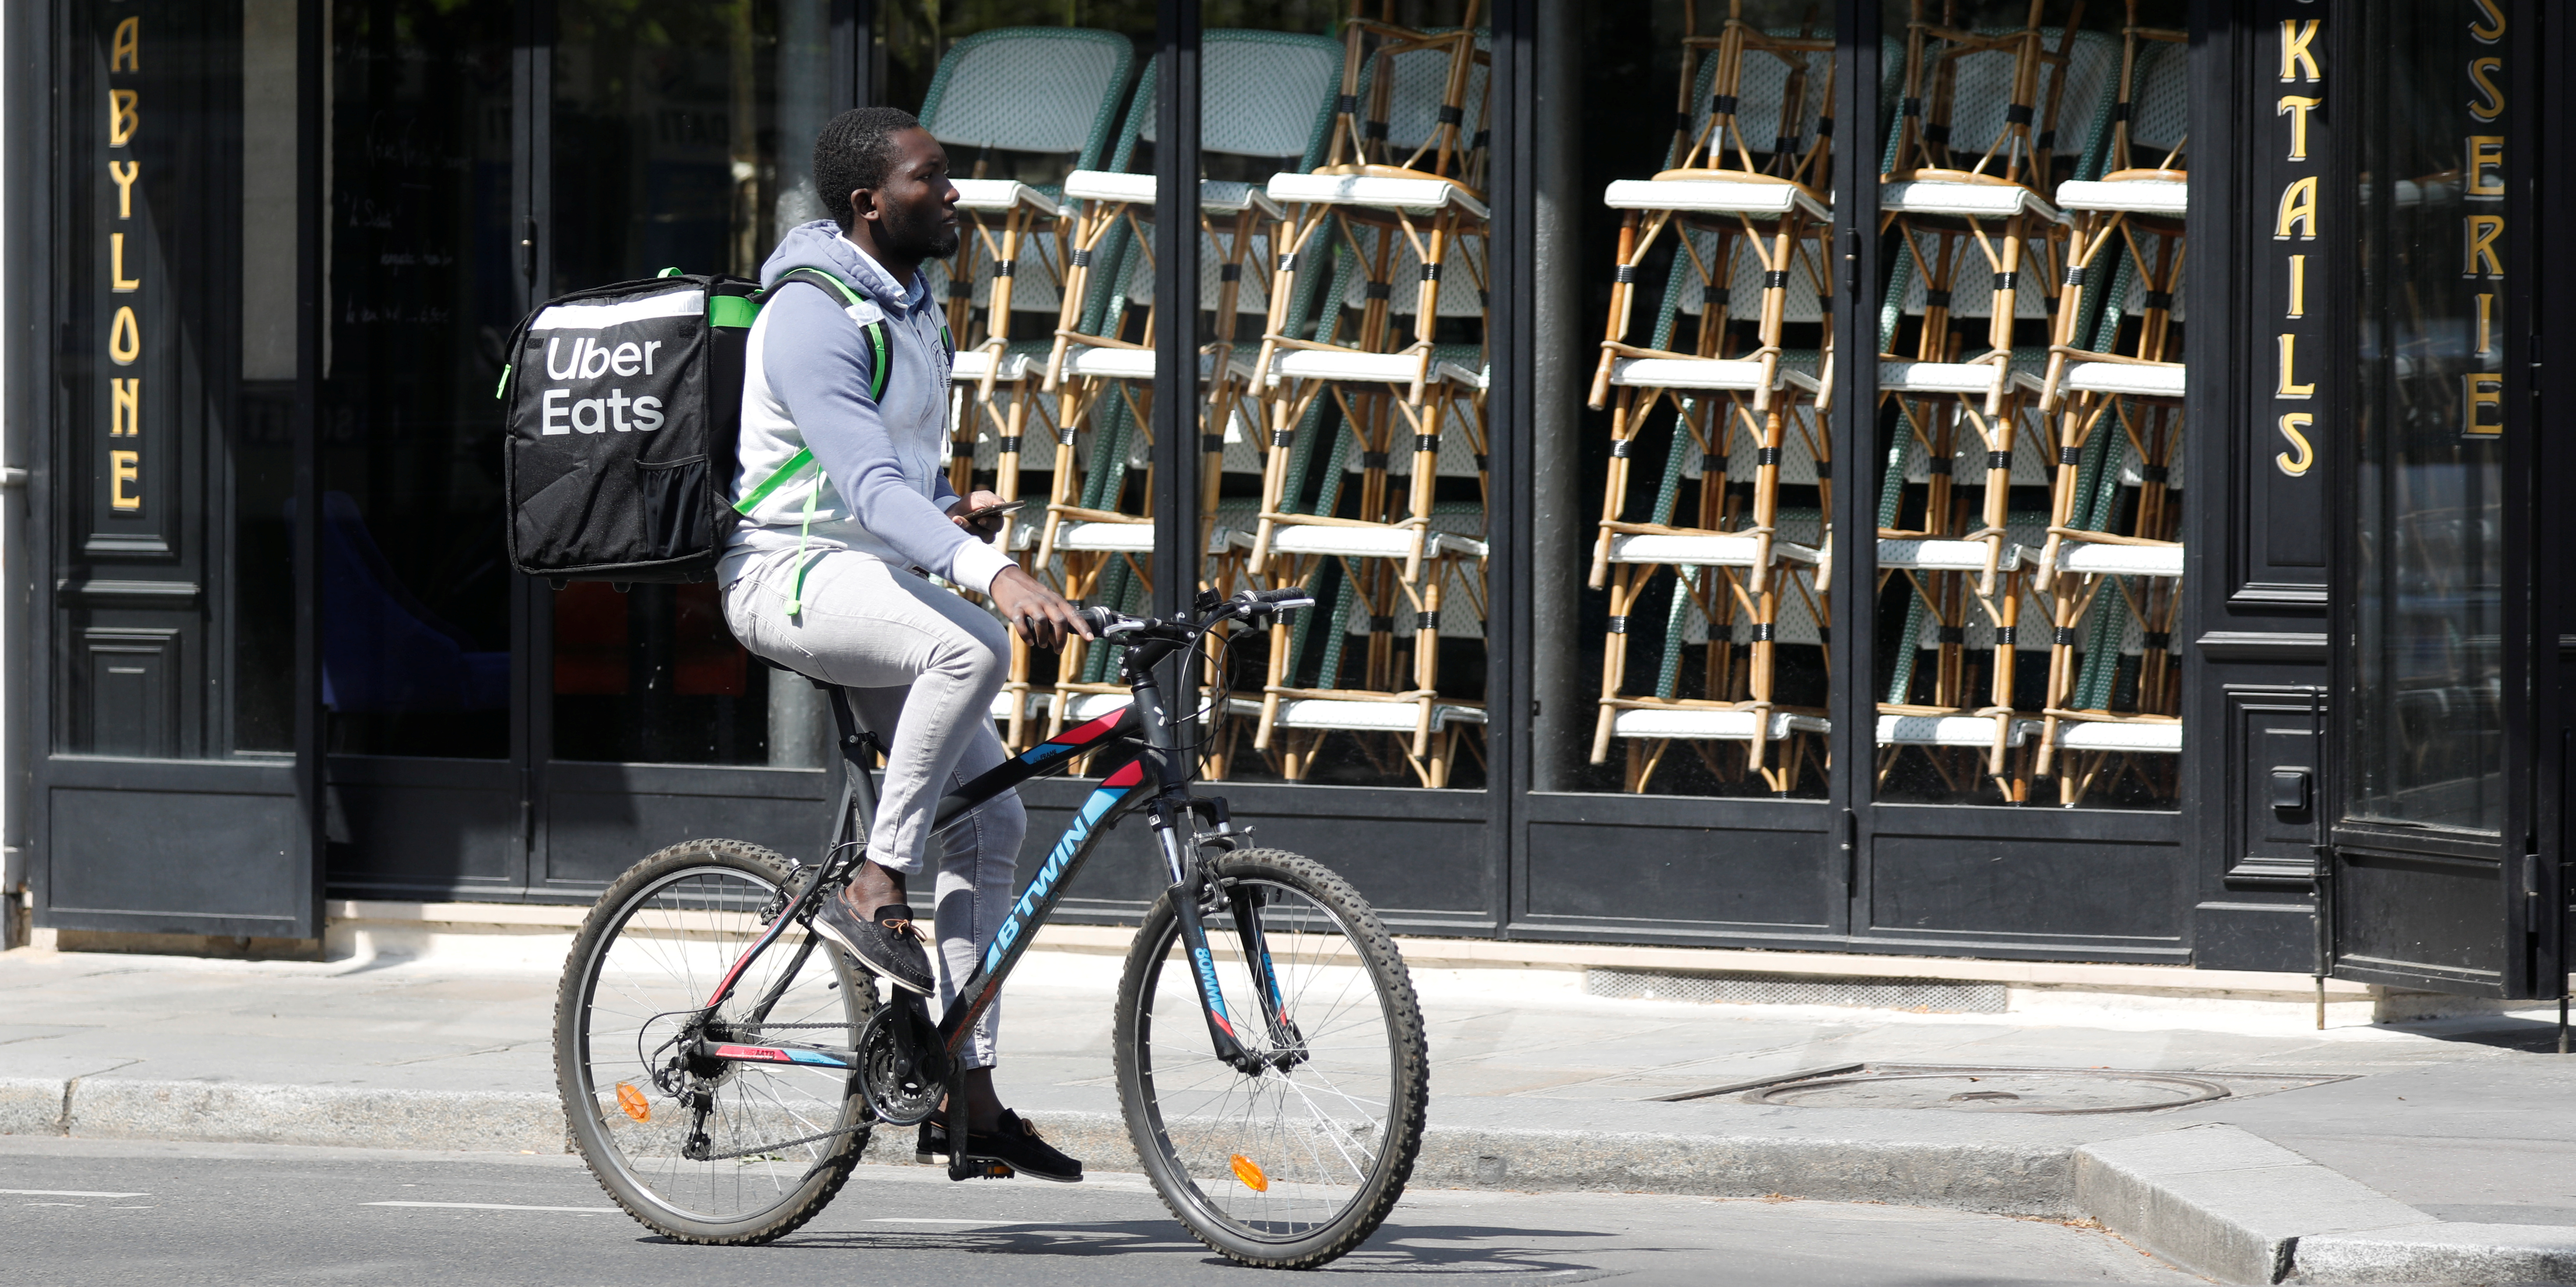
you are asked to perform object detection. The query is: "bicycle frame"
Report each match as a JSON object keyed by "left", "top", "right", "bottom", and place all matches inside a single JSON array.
[{"left": 683, "top": 616, "right": 1297, "bottom": 1175}]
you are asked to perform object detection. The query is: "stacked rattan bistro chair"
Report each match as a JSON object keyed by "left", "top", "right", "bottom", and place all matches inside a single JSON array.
[
  {"left": 1584, "top": 3, "right": 1844, "bottom": 788},
  {"left": 2019, "top": 9, "right": 2187, "bottom": 803},
  {"left": 1231, "top": 2, "right": 1494, "bottom": 785},
  {"left": 906, "top": 28, "right": 1136, "bottom": 748}
]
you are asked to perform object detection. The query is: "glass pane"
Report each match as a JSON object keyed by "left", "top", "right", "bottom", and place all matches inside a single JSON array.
[
  {"left": 2348, "top": 0, "right": 2505, "bottom": 832},
  {"left": 872, "top": 9, "right": 1156, "bottom": 759},
  {"left": 1557, "top": 0, "right": 1836, "bottom": 798},
  {"left": 1867, "top": 0, "right": 2183, "bottom": 808},
  {"left": 319, "top": 0, "right": 516, "bottom": 758},
  {"left": 237, "top": 0, "right": 299, "bottom": 752},
  {"left": 549, "top": 0, "right": 839, "bottom": 766},
  {"left": 62, "top": 1, "right": 279, "bottom": 758},
  {"left": 1128, "top": 2, "right": 1490, "bottom": 789}
]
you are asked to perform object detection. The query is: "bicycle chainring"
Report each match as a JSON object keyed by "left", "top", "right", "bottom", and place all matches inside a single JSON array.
[{"left": 856, "top": 1005, "right": 942, "bottom": 1126}]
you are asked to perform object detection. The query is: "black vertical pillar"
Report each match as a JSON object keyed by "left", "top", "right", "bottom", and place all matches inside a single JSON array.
[
  {"left": 833, "top": 0, "right": 875, "bottom": 111},
  {"left": 1826, "top": 0, "right": 1882, "bottom": 938},
  {"left": 1489, "top": 0, "right": 1533, "bottom": 935},
  {"left": 292, "top": 0, "right": 327, "bottom": 930},
  {"left": 2508, "top": 0, "right": 2562, "bottom": 1000},
  {"left": 1150, "top": 0, "right": 1202, "bottom": 623}
]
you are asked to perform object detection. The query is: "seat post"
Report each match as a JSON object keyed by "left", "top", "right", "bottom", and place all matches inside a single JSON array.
[{"left": 821, "top": 681, "right": 881, "bottom": 864}]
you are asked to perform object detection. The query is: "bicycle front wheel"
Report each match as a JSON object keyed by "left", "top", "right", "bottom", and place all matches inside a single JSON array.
[
  {"left": 1114, "top": 849, "right": 1428, "bottom": 1269},
  {"left": 555, "top": 839, "right": 875, "bottom": 1244}
]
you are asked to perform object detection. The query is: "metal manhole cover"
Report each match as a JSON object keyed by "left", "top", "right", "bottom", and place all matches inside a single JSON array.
[
  {"left": 1744, "top": 1067, "right": 2230, "bottom": 1115},
  {"left": 1648, "top": 1062, "right": 2352, "bottom": 1112}
]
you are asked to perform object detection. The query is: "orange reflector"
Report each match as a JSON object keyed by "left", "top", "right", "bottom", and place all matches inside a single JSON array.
[
  {"left": 615, "top": 1082, "right": 650, "bottom": 1123},
  {"left": 1229, "top": 1154, "right": 1269, "bottom": 1193}
]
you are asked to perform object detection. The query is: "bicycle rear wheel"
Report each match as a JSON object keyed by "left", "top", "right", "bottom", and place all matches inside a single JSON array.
[
  {"left": 1114, "top": 849, "right": 1428, "bottom": 1268},
  {"left": 555, "top": 839, "right": 875, "bottom": 1244}
]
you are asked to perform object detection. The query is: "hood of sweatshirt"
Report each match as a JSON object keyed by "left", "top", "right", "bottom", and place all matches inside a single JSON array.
[{"left": 759, "top": 219, "right": 913, "bottom": 306}]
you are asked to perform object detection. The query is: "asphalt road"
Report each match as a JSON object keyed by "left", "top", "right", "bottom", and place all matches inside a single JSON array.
[{"left": 0, "top": 1137, "right": 2194, "bottom": 1286}]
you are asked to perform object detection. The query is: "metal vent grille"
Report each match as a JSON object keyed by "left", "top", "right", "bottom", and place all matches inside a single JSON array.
[{"left": 1585, "top": 967, "right": 2008, "bottom": 1014}]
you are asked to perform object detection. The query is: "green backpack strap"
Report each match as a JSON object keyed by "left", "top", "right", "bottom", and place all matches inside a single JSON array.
[{"left": 735, "top": 266, "right": 902, "bottom": 617}]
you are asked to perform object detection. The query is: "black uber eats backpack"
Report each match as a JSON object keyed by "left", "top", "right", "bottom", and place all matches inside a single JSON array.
[{"left": 499, "top": 266, "right": 910, "bottom": 584}]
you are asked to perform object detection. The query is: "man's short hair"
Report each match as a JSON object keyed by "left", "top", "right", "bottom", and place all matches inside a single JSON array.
[{"left": 815, "top": 106, "right": 923, "bottom": 232}]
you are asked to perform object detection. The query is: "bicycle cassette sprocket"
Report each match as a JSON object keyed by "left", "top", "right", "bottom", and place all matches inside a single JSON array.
[{"left": 856, "top": 1004, "right": 943, "bottom": 1126}]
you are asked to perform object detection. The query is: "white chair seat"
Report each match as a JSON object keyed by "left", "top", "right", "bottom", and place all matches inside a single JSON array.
[
  {"left": 1875, "top": 714, "right": 2037, "bottom": 748},
  {"left": 1266, "top": 348, "right": 1435, "bottom": 387},
  {"left": 992, "top": 691, "right": 1053, "bottom": 718},
  {"left": 1601, "top": 178, "right": 1831, "bottom": 221},
  {"left": 1881, "top": 179, "right": 2067, "bottom": 225},
  {"left": 1609, "top": 707, "right": 1828, "bottom": 742},
  {"left": 1434, "top": 360, "right": 1490, "bottom": 390},
  {"left": 1055, "top": 692, "right": 1135, "bottom": 724},
  {"left": 1879, "top": 359, "right": 2019, "bottom": 395},
  {"left": 948, "top": 179, "right": 1062, "bottom": 217},
  {"left": 950, "top": 348, "right": 1036, "bottom": 382},
  {"left": 2066, "top": 361, "right": 2186, "bottom": 398},
  {"left": 1607, "top": 532, "right": 1822, "bottom": 568},
  {"left": 1060, "top": 169, "right": 1284, "bottom": 218},
  {"left": 2053, "top": 179, "right": 2187, "bottom": 215},
  {"left": 2057, "top": 541, "right": 2185, "bottom": 578},
  {"left": 1255, "top": 697, "right": 1487, "bottom": 733},
  {"left": 1050, "top": 521, "right": 1252, "bottom": 553},
  {"left": 1608, "top": 357, "right": 1777, "bottom": 392},
  {"left": 1265, "top": 172, "right": 1490, "bottom": 218},
  {"left": 2055, "top": 719, "right": 2183, "bottom": 753},
  {"left": 1059, "top": 346, "right": 1254, "bottom": 384},
  {"left": 1268, "top": 524, "right": 1487, "bottom": 561},
  {"left": 1876, "top": 538, "right": 2024, "bottom": 573}
]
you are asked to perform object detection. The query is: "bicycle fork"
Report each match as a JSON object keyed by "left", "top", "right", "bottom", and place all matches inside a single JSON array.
[{"left": 1150, "top": 798, "right": 1300, "bottom": 1076}]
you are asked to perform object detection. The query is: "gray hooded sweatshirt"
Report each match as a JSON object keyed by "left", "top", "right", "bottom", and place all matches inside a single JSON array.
[{"left": 722, "top": 219, "right": 1012, "bottom": 593}]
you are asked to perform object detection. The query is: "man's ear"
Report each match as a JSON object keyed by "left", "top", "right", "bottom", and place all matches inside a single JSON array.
[{"left": 848, "top": 187, "right": 876, "bottom": 224}]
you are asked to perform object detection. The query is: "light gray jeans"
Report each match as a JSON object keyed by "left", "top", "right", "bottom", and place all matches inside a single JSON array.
[{"left": 722, "top": 547, "right": 1024, "bottom": 1068}]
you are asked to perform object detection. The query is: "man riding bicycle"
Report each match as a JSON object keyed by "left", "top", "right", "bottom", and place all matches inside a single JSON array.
[{"left": 720, "top": 105, "right": 1089, "bottom": 1183}]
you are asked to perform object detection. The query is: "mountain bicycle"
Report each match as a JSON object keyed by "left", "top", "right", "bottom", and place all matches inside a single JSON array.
[{"left": 552, "top": 587, "right": 1429, "bottom": 1269}]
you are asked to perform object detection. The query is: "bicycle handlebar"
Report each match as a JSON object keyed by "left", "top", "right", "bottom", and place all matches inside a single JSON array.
[{"left": 1075, "top": 589, "right": 1312, "bottom": 643}]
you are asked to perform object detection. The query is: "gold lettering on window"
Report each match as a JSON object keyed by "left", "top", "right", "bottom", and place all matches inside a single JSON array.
[
  {"left": 2288, "top": 255, "right": 2307, "bottom": 318},
  {"left": 2277, "top": 333, "right": 2315, "bottom": 398},
  {"left": 111, "top": 378, "right": 139, "bottom": 437},
  {"left": 109, "top": 450, "right": 140, "bottom": 511},
  {"left": 2478, "top": 293, "right": 2495, "bottom": 356},
  {"left": 2467, "top": 136, "right": 2504, "bottom": 196},
  {"left": 2465, "top": 214, "right": 2505, "bottom": 277},
  {"left": 2469, "top": 58, "right": 2505, "bottom": 120},
  {"left": 2464, "top": 374, "right": 2504, "bottom": 436},
  {"left": 108, "top": 161, "right": 138, "bottom": 218},
  {"left": 2471, "top": 0, "right": 2506, "bottom": 43},
  {"left": 2275, "top": 176, "right": 2318, "bottom": 240},
  {"left": 108, "top": 90, "right": 138, "bottom": 148},
  {"left": 2276, "top": 414, "right": 2316, "bottom": 477},
  {"left": 2280, "top": 20, "right": 2322, "bottom": 82},
  {"left": 2278, "top": 96, "right": 2322, "bottom": 160},
  {"left": 110, "top": 232, "right": 139, "bottom": 292},
  {"left": 107, "top": 306, "right": 140, "bottom": 365},
  {"left": 110, "top": 16, "right": 140, "bottom": 72}
]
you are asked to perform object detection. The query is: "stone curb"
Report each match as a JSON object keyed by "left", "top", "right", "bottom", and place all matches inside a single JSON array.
[{"left": 3, "top": 1078, "right": 2546, "bottom": 1285}]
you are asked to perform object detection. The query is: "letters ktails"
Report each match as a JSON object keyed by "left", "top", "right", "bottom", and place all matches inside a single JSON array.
[
  {"left": 2268, "top": 14, "right": 2322, "bottom": 476},
  {"left": 102, "top": 13, "right": 145, "bottom": 513}
]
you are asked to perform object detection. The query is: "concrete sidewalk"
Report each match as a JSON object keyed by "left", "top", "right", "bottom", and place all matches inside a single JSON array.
[{"left": 4, "top": 939, "right": 2574, "bottom": 1283}]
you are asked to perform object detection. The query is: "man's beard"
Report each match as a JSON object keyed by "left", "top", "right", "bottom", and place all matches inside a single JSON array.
[{"left": 879, "top": 201, "right": 959, "bottom": 262}]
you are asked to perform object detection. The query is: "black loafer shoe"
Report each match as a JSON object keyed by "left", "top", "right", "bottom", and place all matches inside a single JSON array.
[
  {"left": 811, "top": 893, "right": 933, "bottom": 995},
  {"left": 959, "top": 1110, "right": 1082, "bottom": 1183}
]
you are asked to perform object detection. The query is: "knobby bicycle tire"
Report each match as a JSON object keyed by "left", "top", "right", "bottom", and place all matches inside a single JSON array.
[
  {"left": 555, "top": 839, "right": 876, "bottom": 1244},
  {"left": 1114, "top": 849, "right": 1429, "bottom": 1269}
]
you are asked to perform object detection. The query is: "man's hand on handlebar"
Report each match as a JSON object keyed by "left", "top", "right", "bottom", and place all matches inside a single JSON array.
[{"left": 988, "top": 565, "right": 1093, "bottom": 650}]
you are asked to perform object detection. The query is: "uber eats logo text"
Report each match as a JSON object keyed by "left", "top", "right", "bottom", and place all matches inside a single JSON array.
[{"left": 539, "top": 336, "right": 667, "bottom": 434}]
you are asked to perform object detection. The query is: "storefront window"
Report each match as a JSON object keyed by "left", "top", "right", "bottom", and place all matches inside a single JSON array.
[
  {"left": 547, "top": 0, "right": 839, "bottom": 765},
  {"left": 1563, "top": 0, "right": 1836, "bottom": 798},
  {"left": 2348, "top": 0, "right": 2505, "bottom": 833},
  {"left": 320, "top": 0, "right": 516, "bottom": 759},
  {"left": 1868, "top": 0, "right": 2184, "bottom": 809}
]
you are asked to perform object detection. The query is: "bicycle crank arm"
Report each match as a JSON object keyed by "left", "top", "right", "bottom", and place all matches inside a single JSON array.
[{"left": 693, "top": 1040, "right": 855, "bottom": 1071}]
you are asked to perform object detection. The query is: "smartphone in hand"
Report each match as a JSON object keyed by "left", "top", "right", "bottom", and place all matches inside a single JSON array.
[{"left": 956, "top": 500, "right": 1025, "bottom": 523}]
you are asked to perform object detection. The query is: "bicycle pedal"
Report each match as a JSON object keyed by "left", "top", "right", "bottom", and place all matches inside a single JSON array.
[{"left": 946, "top": 1158, "right": 1014, "bottom": 1181}]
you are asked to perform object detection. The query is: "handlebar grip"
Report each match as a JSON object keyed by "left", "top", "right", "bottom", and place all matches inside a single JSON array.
[
  {"left": 1077, "top": 605, "right": 1122, "bottom": 634},
  {"left": 1253, "top": 588, "right": 1316, "bottom": 607}
]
